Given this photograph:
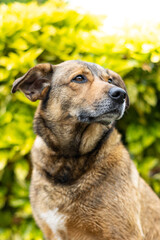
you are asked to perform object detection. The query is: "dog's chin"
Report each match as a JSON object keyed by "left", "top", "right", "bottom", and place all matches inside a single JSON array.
[
  {"left": 78, "top": 103, "right": 126, "bottom": 125},
  {"left": 78, "top": 113, "right": 117, "bottom": 125}
]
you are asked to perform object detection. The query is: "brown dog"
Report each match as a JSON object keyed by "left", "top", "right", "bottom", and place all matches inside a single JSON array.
[{"left": 12, "top": 60, "right": 160, "bottom": 240}]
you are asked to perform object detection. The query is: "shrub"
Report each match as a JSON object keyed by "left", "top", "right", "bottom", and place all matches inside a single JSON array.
[{"left": 0, "top": 1, "right": 160, "bottom": 239}]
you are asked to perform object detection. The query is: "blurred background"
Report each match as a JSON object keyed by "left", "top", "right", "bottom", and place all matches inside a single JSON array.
[{"left": 0, "top": 0, "right": 160, "bottom": 239}]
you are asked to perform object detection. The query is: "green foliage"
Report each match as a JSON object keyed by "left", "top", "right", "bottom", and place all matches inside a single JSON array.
[
  {"left": 0, "top": 0, "right": 46, "bottom": 4},
  {"left": 0, "top": 0, "right": 160, "bottom": 239}
]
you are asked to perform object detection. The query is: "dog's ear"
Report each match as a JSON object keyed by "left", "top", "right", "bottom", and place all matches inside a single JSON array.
[
  {"left": 12, "top": 63, "right": 54, "bottom": 101},
  {"left": 125, "top": 89, "right": 130, "bottom": 109}
]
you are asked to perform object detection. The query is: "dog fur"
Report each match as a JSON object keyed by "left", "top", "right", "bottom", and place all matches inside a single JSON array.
[{"left": 12, "top": 60, "right": 160, "bottom": 240}]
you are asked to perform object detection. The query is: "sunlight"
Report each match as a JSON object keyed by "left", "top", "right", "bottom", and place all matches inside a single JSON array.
[{"left": 69, "top": 0, "right": 160, "bottom": 33}]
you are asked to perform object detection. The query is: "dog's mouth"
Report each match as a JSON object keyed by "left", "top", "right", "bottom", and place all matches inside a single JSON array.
[
  {"left": 78, "top": 102, "right": 126, "bottom": 124},
  {"left": 78, "top": 111, "right": 117, "bottom": 125}
]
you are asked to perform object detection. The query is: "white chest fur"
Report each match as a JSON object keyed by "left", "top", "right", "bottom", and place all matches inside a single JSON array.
[{"left": 40, "top": 208, "right": 67, "bottom": 240}]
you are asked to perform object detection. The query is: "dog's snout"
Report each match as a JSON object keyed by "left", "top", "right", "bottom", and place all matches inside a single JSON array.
[{"left": 109, "top": 87, "right": 126, "bottom": 104}]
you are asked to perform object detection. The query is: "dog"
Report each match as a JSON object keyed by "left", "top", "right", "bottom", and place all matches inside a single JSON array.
[{"left": 12, "top": 60, "right": 160, "bottom": 240}]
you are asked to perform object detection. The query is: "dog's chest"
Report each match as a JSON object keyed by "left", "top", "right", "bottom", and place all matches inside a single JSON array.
[{"left": 40, "top": 208, "right": 67, "bottom": 240}]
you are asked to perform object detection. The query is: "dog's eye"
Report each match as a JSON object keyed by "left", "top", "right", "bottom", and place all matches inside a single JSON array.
[
  {"left": 71, "top": 75, "right": 87, "bottom": 83},
  {"left": 108, "top": 78, "right": 113, "bottom": 83}
]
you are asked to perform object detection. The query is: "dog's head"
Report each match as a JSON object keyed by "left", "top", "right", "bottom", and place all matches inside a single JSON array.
[{"left": 12, "top": 60, "right": 129, "bottom": 125}]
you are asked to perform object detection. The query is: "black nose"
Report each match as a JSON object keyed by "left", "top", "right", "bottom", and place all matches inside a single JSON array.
[{"left": 108, "top": 87, "right": 126, "bottom": 104}]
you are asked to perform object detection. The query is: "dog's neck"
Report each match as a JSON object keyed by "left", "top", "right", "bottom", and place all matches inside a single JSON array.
[
  {"left": 33, "top": 105, "right": 121, "bottom": 185},
  {"left": 34, "top": 106, "right": 113, "bottom": 157}
]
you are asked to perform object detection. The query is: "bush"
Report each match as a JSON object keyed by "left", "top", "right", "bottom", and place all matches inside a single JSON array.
[{"left": 0, "top": 1, "right": 160, "bottom": 239}]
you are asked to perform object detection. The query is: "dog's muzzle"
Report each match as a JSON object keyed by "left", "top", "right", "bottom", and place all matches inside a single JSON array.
[{"left": 77, "top": 86, "right": 127, "bottom": 124}]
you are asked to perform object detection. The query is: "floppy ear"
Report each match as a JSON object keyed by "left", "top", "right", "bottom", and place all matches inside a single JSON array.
[
  {"left": 12, "top": 63, "right": 54, "bottom": 101},
  {"left": 125, "top": 89, "right": 129, "bottom": 109}
]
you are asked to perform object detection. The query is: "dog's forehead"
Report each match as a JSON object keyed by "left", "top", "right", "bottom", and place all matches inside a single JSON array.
[
  {"left": 53, "top": 60, "right": 125, "bottom": 88},
  {"left": 55, "top": 60, "right": 106, "bottom": 76}
]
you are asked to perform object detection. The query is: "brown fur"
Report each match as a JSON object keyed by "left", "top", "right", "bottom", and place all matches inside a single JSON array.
[{"left": 12, "top": 60, "right": 160, "bottom": 240}]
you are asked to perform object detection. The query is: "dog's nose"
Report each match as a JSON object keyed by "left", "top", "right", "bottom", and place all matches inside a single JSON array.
[{"left": 108, "top": 87, "right": 126, "bottom": 104}]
